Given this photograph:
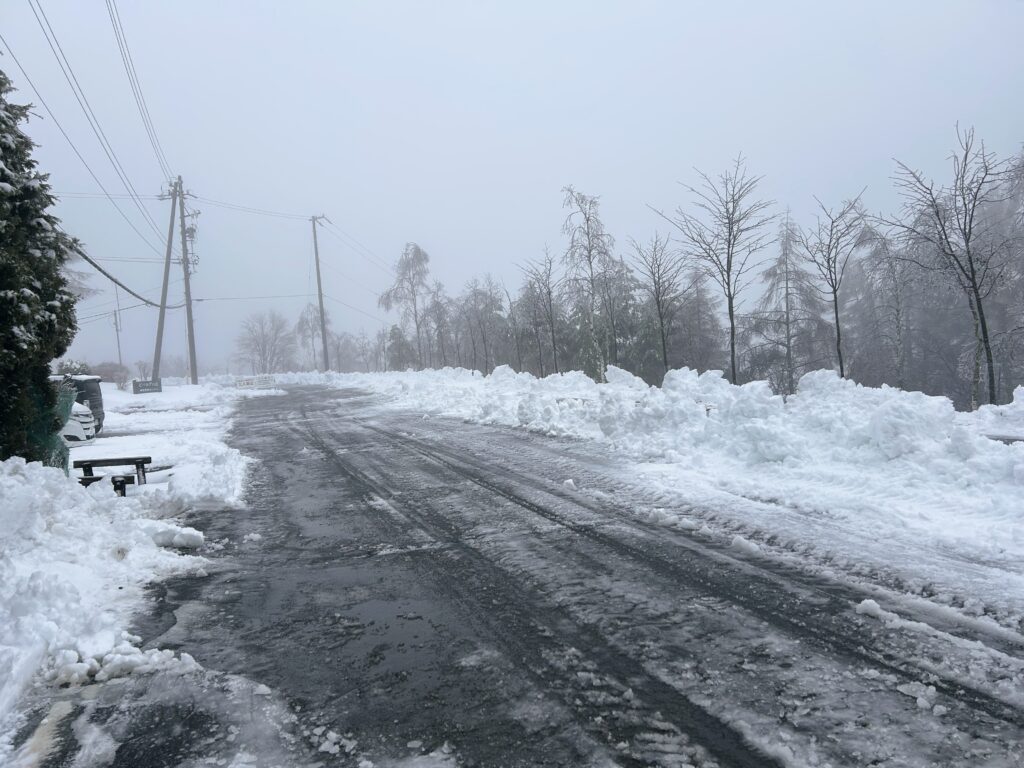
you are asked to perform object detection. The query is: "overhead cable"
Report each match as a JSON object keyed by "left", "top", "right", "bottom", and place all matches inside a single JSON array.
[
  {"left": 77, "top": 250, "right": 184, "bottom": 308},
  {"left": 27, "top": 0, "right": 166, "bottom": 240},
  {"left": 0, "top": 31, "right": 166, "bottom": 256},
  {"left": 104, "top": 0, "right": 172, "bottom": 177}
]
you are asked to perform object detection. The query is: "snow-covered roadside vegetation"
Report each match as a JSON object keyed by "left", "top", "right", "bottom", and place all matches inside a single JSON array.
[
  {"left": 0, "top": 382, "right": 259, "bottom": 757},
  {"left": 279, "top": 367, "right": 1024, "bottom": 624}
]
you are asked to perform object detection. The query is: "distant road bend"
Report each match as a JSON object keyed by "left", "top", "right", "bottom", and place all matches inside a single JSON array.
[{"left": 27, "top": 386, "right": 1024, "bottom": 767}]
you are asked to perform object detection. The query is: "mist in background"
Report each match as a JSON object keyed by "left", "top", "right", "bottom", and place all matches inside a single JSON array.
[{"left": 3, "top": 0, "right": 1022, "bottom": 372}]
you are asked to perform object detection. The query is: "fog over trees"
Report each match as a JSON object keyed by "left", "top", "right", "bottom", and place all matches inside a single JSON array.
[{"left": 235, "top": 130, "right": 1024, "bottom": 411}]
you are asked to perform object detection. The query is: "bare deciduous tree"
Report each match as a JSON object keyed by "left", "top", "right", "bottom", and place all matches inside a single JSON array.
[
  {"left": 799, "top": 192, "right": 865, "bottom": 378},
  {"left": 426, "top": 281, "right": 452, "bottom": 367},
  {"left": 656, "top": 155, "right": 775, "bottom": 383},
  {"left": 235, "top": 311, "right": 297, "bottom": 374},
  {"left": 887, "top": 127, "right": 1019, "bottom": 406},
  {"left": 631, "top": 232, "right": 686, "bottom": 375},
  {"left": 379, "top": 243, "right": 431, "bottom": 368},
  {"left": 863, "top": 228, "right": 916, "bottom": 390},
  {"left": 296, "top": 302, "right": 330, "bottom": 371},
  {"left": 521, "top": 249, "right": 562, "bottom": 374}
]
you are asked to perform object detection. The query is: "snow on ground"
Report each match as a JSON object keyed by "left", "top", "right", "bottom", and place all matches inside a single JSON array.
[
  {"left": 0, "top": 380, "right": 265, "bottom": 758},
  {"left": 279, "top": 367, "right": 1024, "bottom": 626}
]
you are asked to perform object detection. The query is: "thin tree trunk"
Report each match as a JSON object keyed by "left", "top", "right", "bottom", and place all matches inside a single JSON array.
[
  {"left": 656, "top": 299, "right": 669, "bottom": 374},
  {"left": 967, "top": 294, "right": 982, "bottom": 410},
  {"left": 533, "top": 326, "right": 546, "bottom": 376},
  {"left": 832, "top": 289, "right": 845, "bottom": 378},
  {"left": 548, "top": 310, "right": 559, "bottom": 374},
  {"left": 727, "top": 293, "right": 737, "bottom": 384},
  {"left": 972, "top": 287, "right": 997, "bottom": 405}
]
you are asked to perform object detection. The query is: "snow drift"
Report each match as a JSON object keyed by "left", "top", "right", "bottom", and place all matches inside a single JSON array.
[
  {"left": 0, "top": 459, "right": 204, "bottom": 735},
  {"left": 0, "top": 380, "right": 259, "bottom": 754}
]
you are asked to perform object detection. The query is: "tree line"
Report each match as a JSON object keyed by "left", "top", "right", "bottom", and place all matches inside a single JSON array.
[{"left": 236, "top": 128, "right": 1024, "bottom": 411}]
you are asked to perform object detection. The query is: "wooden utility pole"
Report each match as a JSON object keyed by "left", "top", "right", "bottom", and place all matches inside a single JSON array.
[
  {"left": 311, "top": 215, "right": 330, "bottom": 371},
  {"left": 177, "top": 176, "right": 199, "bottom": 384},
  {"left": 151, "top": 179, "right": 178, "bottom": 379}
]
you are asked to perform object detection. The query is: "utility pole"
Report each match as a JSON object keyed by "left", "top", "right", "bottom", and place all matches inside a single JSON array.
[
  {"left": 311, "top": 215, "right": 330, "bottom": 371},
  {"left": 113, "top": 285, "right": 123, "bottom": 367},
  {"left": 152, "top": 179, "right": 178, "bottom": 379},
  {"left": 178, "top": 176, "right": 199, "bottom": 384}
]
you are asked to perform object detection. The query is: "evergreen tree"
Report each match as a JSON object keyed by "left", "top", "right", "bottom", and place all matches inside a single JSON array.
[{"left": 0, "top": 70, "right": 78, "bottom": 461}]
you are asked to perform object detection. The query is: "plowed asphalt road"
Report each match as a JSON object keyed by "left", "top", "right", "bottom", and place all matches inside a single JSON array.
[{"left": 22, "top": 386, "right": 1024, "bottom": 767}]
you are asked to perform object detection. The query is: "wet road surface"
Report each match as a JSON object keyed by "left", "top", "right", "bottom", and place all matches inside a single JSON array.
[{"left": 22, "top": 386, "right": 1024, "bottom": 767}]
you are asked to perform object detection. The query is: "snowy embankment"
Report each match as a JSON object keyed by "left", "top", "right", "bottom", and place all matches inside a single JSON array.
[
  {"left": 0, "top": 381, "right": 262, "bottom": 756},
  {"left": 282, "top": 366, "right": 1024, "bottom": 625}
]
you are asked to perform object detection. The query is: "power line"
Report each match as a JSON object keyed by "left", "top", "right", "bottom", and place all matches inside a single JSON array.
[
  {"left": 77, "top": 250, "right": 184, "bottom": 308},
  {"left": 105, "top": 0, "right": 172, "bottom": 177},
  {"left": 77, "top": 301, "right": 150, "bottom": 323},
  {"left": 323, "top": 294, "right": 387, "bottom": 324},
  {"left": 0, "top": 31, "right": 166, "bottom": 256},
  {"left": 78, "top": 278, "right": 182, "bottom": 312},
  {"left": 318, "top": 221, "right": 395, "bottom": 276},
  {"left": 54, "top": 192, "right": 163, "bottom": 199},
  {"left": 191, "top": 195, "right": 308, "bottom": 220},
  {"left": 27, "top": 0, "right": 166, "bottom": 241},
  {"left": 193, "top": 293, "right": 316, "bottom": 302},
  {"left": 320, "top": 218, "right": 394, "bottom": 272},
  {"left": 318, "top": 256, "right": 382, "bottom": 298}
]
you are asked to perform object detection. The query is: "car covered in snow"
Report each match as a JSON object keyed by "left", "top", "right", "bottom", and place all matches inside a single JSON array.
[
  {"left": 61, "top": 401, "right": 97, "bottom": 446},
  {"left": 49, "top": 374, "right": 105, "bottom": 434}
]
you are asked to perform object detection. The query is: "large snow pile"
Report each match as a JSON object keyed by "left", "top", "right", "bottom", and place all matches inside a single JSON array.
[
  {"left": 0, "top": 459, "right": 204, "bottom": 740},
  {"left": 92, "top": 381, "right": 263, "bottom": 506},
  {"left": 281, "top": 366, "right": 1024, "bottom": 620},
  {"left": 0, "top": 380, "right": 262, "bottom": 754},
  {"left": 969, "top": 385, "right": 1024, "bottom": 441}
]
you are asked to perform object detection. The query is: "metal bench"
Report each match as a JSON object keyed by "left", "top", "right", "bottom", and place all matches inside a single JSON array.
[
  {"left": 73, "top": 456, "right": 152, "bottom": 486},
  {"left": 110, "top": 474, "right": 136, "bottom": 497}
]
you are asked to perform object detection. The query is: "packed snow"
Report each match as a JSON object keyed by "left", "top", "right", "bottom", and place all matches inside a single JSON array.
[
  {"left": 0, "top": 380, "right": 261, "bottom": 758},
  {"left": 278, "top": 367, "right": 1024, "bottom": 625}
]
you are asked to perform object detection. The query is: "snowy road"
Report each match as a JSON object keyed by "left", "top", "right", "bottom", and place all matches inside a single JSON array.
[{"left": 29, "top": 386, "right": 1024, "bottom": 767}]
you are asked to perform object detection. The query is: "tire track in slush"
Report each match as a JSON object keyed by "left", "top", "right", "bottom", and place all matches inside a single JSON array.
[
  {"left": 291, "top": 407, "right": 784, "bottom": 768},
  {"left": 354, "top": 419, "right": 1024, "bottom": 731}
]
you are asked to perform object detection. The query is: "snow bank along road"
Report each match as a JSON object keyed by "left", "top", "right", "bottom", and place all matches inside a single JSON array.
[{"left": 24, "top": 385, "right": 1024, "bottom": 767}]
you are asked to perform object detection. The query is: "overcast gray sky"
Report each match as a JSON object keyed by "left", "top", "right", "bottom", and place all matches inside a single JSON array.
[{"left": 4, "top": 0, "right": 1023, "bottom": 371}]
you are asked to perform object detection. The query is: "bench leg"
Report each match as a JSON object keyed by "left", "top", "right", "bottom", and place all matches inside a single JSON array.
[
  {"left": 136, "top": 463, "right": 146, "bottom": 485},
  {"left": 82, "top": 466, "right": 94, "bottom": 477}
]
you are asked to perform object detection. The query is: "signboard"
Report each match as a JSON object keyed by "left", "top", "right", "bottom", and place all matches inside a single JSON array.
[
  {"left": 235, "top": 375, "right": 275, "bottom": 390},
  {"left": 132, "top": 379, "right": 163, "bottom": 394}
]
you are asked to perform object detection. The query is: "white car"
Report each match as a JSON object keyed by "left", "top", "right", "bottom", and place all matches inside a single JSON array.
[{"left": 62, "top": 401, "right": 97, "bottom": 447}]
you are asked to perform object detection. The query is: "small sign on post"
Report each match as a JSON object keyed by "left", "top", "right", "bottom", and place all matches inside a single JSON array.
[
  {"left": 235, "top": 375, "right": 274, "bottom": 390},
  {"left": 132, "top": 379, "right": 163, "bottom": 395}
]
